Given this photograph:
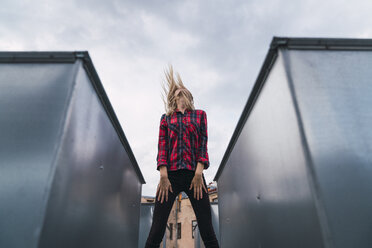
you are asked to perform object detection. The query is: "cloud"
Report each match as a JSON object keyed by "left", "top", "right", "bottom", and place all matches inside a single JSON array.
[{"left": 1, "top": 0, "right": 372, "bottom": 195}]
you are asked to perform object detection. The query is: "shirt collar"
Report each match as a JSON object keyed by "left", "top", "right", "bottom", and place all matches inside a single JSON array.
[{"left": 175, "top": 108, "right": 190, "bottom": 114}]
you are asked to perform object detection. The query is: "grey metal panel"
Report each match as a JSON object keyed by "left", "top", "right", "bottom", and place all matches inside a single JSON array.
[
  {"left": 138, "top": 204, "right": 167, "bottom": 248},
  {"left": 217, "top": 50, "right": 324, "bottom": 247},
  {"left": 0, "top": 52, "right": 144, "bottom": 248},
  {"left": 195, "top": 202, "right": 219, "bottom": 248},
  {"left": 215, "top": 37, "right": 372, "bottom": 248},
  {"left": 0, "top": 51, "right": 145, "bottom": 185},
  {"left": 138, "top": 204, "right": 155, "bottom": 248},
  {"left": 0, "top": 62, "right": 79, "bottom": 248},
  {"left": 38, "top": 61, "right": 142, "bottom": 248},
  {"left": 194, "top": 225, "right": 204, "bottom": 248},
  {"left": 210, "top": 203, "right": 220, "bottom": 245},
  {"left": 214, "top": 36, "right": 372, "bottom": 182},
  {"left": 284, "top": 49, "right": 372, "bottom": 248}
]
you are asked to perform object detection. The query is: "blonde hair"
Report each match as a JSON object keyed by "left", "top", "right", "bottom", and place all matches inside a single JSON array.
[{"left": 161, "top": 64, "right": 195, "bottom": 116}]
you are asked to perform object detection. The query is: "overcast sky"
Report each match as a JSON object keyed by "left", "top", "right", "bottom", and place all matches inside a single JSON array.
[{"left": 2, "top": 0, "right": 371, "bottom": 196}]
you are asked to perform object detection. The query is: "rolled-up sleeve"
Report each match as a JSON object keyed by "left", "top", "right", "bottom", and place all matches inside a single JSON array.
[
  {"left": 197, "top": 110, "right": 210, "bottom": 169},
  {"left": 156, "top": 114, "right": 168, "bottom": 170}
]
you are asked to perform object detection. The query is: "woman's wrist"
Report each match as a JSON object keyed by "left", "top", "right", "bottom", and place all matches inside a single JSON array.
[
  {"left": 195, "top": 162, "right": 204, "bottom": 176},
  {"left": 194, "top": 172, "right": 202, "bottom": 178},
  {"left": 159, "top": 165, "right": 168, "bottom": 178}
]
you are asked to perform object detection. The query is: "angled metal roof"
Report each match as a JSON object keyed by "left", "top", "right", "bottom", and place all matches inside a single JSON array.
[
  {"left": 0, "top": 51, "right": 145, "bottom": 184},
  {"left": 214, "top": 36, "right": 372, "bottom": 181}
]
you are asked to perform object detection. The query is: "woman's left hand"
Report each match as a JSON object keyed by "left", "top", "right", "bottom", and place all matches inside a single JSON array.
[{"left": 189, "top": 173, "right": 208, "bottom": 200}]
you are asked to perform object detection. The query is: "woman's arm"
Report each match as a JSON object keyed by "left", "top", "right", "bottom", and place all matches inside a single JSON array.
[
  {"left": 195, "top": 162, "right": 204, "bottom": 176},
  {"left": 196, "top": 110, "right": 210, "bottom": 169},
  {"left": 191, "top": 111, "right": 209, "bottom": 200},
  {"left": 190, "top": 162, "right": 207, "bottom": 200},
  {"left": 159, "top": 165, "right": 168, "bottom": 178},
  {"left": 157, "top": 114, "right": 168, "bottom": 171},
  {"left": 156, "top": 114, "right": 173, "bottom": 203},
  {"left": 157, "top": 165, "right": 173, "bottom": 203}
]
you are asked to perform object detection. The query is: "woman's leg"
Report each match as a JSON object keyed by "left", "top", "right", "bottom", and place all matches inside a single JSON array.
[
  {"left": 185, "top": 173, "right": 220, "bottom": 248},
  {"left": 145, "top": 174, "right": 180, "bottom": 248}
]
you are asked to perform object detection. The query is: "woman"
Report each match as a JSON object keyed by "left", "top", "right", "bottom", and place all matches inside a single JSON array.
[{"left": 145, "top": 65, "right": 220, "bottom": 248}]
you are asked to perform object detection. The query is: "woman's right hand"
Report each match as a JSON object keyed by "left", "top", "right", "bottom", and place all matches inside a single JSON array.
[{"left": 156, "top": 176, "right": 173, "bottom": 204}]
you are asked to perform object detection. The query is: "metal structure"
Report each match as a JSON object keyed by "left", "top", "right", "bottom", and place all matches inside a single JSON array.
[
  {"left": 214, "top": 37, "right": 372, "bottom": 248},
  {"left": 138, "top": 203, "right": 167, "bottom": 248},
  {"left": 0, "top": 52, "right": 145, "bottom": 248},
  {"left": 194, "top": 202, "right": 219, "bottom": 248}
]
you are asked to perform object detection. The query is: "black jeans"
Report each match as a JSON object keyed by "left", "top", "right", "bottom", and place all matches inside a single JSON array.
[{"left": 145, "top": 169, "right": 219, "bottom": 248}]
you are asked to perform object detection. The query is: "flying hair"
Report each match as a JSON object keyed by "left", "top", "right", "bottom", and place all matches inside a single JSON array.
[{"left": 160, "top": 64, "right": 195, "bottom": 116}]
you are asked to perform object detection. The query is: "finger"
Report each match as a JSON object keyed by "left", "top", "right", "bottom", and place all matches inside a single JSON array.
[
  {"left": 166, "top": 188, "right": 168, "bottom": 202},
  {"left": 203, "top": 184, "right": 208, "bottom": 193},
  {"left": 200, "top": 185, "right": 203, "bottom": 199},
  {"left": 170, "top": 184, "right": 173, "bottom": 193},
  {"left": 189, "top": 179, "right": 194, "bottom": 190},
  {"left": 161, "top": 190, "right": 164, "bottom": 204},
  {"left": 162, "top": 191, "right": 166, "bottom": 204},
  {"left": 196, "top": 186, "right": 199, "bottom": 200},
  {"left": 194, "top": 184, "right": 196, "bottom": 199},
  {"left": 157, "top": 186, "right": 160, "bottom": 201}
]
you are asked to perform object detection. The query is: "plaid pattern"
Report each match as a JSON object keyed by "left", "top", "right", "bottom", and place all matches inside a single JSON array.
[{"left": 156, "top": 108, "right": 210, "bottom": 171}]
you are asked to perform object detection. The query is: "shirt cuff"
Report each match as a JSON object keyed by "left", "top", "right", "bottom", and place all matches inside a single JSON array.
[
  {"left": 197, "top": 157, "right": 209, "bottom": 170},
  {"left": 157, "top": 162, "right": 168, "bottom": 171}
]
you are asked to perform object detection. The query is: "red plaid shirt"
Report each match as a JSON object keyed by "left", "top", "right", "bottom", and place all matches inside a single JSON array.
[{"left": 156, "top": 108, "right": 209, "bottom": 171}]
